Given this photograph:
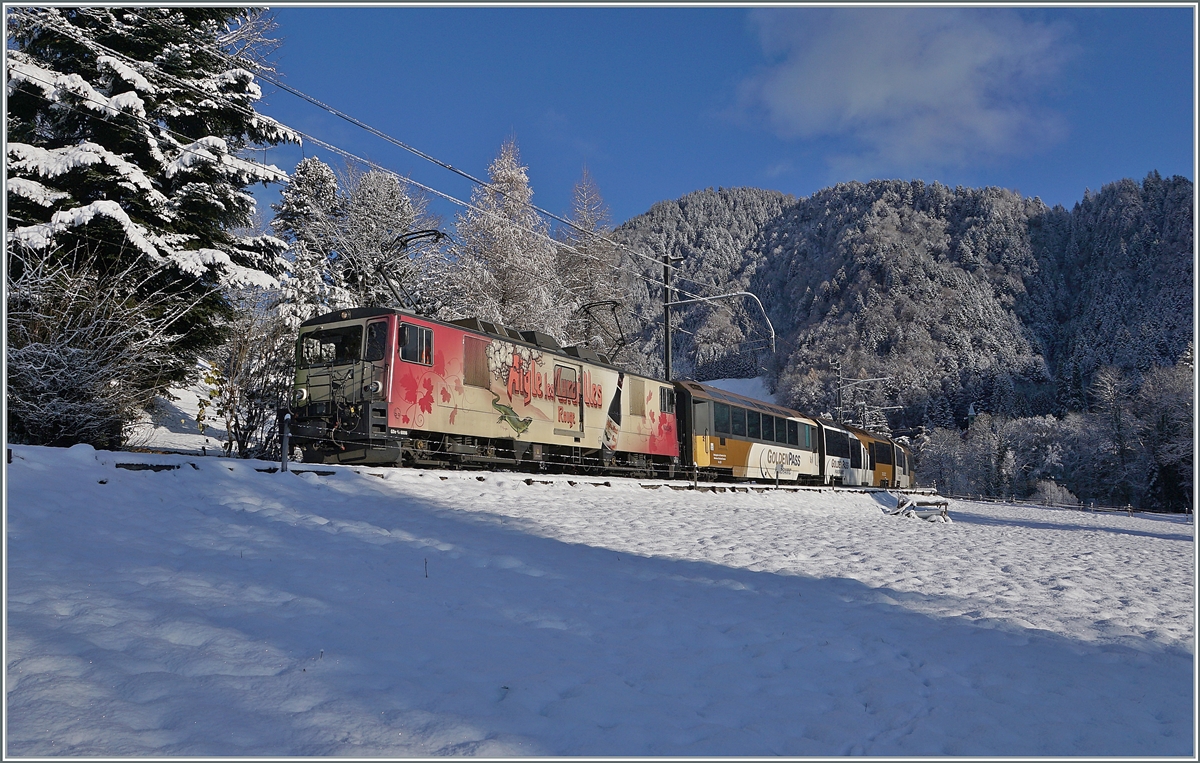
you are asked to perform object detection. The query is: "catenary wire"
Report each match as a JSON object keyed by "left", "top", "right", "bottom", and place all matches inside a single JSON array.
[{"left": 10, "top": 10, "right": 756, "bottom": 329}]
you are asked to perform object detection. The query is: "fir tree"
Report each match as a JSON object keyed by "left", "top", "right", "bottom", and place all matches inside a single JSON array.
[{"left": 6, "top": 7, "right": 296, "bottom": 377}]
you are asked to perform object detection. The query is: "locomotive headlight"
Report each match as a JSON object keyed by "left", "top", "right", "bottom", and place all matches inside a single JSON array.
[
  {"left": 365, "top": 380, "right": 383, "bottom": 395},
  {"left": 293, "top": 388, "right": 308, "bottom": 404}
]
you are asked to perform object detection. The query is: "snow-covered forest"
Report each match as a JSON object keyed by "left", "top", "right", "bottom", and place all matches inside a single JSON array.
[
  {"left": 5, "top": 9, "right": 1193, "bottom": 511},
  {"left": 613, "top": 177, "right": 1194, "bottom": 511}
]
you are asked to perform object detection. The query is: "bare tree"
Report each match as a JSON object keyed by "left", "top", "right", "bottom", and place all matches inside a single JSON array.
[{"left": 198, "top": 287, "right": 295, "bottom": 458}]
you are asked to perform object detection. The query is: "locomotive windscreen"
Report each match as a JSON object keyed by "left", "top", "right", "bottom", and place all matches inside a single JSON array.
[{"left": 299, "top": 326, "right": 363, "bottom": 368}]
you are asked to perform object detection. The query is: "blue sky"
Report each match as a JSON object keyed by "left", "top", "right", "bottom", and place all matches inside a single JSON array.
[{"left": 255, "top": 5, "right": 1195, "bottom": 228}]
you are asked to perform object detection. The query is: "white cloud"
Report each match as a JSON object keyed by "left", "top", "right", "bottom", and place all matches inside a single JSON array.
[{"left": 739, "top": 8, "right": 1072, "bottom": 175}]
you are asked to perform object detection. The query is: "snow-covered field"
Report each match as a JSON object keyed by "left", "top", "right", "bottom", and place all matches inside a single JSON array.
[{"left": 6, "top": 440, "right": 1194, "bottom": 756}]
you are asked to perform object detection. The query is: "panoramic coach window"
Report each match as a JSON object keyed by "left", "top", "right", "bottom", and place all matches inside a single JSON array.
[
  {"left": 746, "top": 410, "right": 761, "bottom": 439},
  {"left": 825, "top": 429, "right": 852, "bottom": 459},
  {"left": 875, "top": 442, "right": 893, "bottom": 465},
  {"left": 464, "top": 336, "right": 490, "bottom": 388},
  {"left": 775, "top": 417, "right": 789, "bottom": 444},
  {"left": 299, "top": 325, "right": 363, "bottom": 368},
  {"left": 762, "top": 415, "right": 775, "bottom": 443},
  {"left": 787, "top": 420, "right": 799, "bottom": 447},
  {"left": 364, "top": 321, "right": 387, "bottom": 362},
  {"left": 731, "top": 407, "right": 746, "bottom": 437},
  {"left": 714, "top": 402, "right": 730, "bottom": 435},
  {"left": 399, "top": 323, "right": 433, "bottom": 365}
]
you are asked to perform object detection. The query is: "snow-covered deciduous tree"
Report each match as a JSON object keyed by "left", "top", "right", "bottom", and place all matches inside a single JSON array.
[
  {"left": 448, "top": 138, "right": 569, "bottom": 338},
  {"left": 6, "top": 7, "right": 298, "bottom": 446},
  {"left": 326, "top": 164, "right": 434, "bottom": 309},
  {"left": 1131, "top": 352, "right": 1193, "bottom": 510},
  {"left": 271, "top": 156, "right": 442, "bottom": 323},
  {"left": 198, "top": 287, "right": 295, "bottom": 459},
  {"left": 1089, "top": 365, "right": 1144, "bottom": 505}
]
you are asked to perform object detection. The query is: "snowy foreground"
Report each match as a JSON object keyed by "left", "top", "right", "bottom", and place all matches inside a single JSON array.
[{"left": 6, "top": 444, "right": 1195, "bottom": 757}]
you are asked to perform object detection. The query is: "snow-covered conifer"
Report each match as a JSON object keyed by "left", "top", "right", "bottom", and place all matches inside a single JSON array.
[
  {"left": 6, "top": 7, "right": 298, "bottom": 391},
  {"left": 271, "top": 157, "right": 442, "bottom": 320},
  {"left": 557, "top": 168, "right": 624, "bottom": 352},
  {"left": 449, "top": 138, "right": 568, "bottom": 338}
]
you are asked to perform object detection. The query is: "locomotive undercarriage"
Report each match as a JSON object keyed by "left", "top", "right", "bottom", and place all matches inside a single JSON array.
[{"left": 289, "top": 405, "right": 676, "bottom": 479}]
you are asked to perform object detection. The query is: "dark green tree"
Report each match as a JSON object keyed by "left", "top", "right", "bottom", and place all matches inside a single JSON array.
[{"left": 6, "top": 7, "right": 297, "bottom": 445}]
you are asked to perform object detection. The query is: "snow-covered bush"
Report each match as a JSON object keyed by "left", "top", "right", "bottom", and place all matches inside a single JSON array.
[
  {"left": 6, "top": 247, "right": 196, "bottom": 448},
  {"left": 1032, "top": 480, "right": 1080, "bottom": 507}
]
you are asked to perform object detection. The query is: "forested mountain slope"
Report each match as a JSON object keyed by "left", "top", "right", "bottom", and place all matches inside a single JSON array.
[
  {"left": 614, "top": 173, "right": 1192, "bottom": 428},
  {"left": 611, "top": 172, "right": 1192, "bottom": 509},
  {"left": 612, "top": 187, "right": 795, "bottom": 379}
]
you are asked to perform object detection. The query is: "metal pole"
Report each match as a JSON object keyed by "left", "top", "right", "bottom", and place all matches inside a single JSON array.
[
  {"left": 281, "top": 413, "right": 291, "bottom": 473},
  {"left": 663, "top": 251, "right": 672, "bottom": 382}
]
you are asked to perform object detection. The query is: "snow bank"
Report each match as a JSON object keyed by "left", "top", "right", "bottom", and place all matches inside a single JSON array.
[
  {"left": 705, "top": 376, "right": 776, "bottom": 403},
  {"left": 5, "top": 444, "right": 1194, "bottom": 756}
]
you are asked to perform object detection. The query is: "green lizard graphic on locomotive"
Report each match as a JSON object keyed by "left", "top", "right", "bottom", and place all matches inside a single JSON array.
[{"left": 286, "top": 307, "right": 912, "bottom": 486}]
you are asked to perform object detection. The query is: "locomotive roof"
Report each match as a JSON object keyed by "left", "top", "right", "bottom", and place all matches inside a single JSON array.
[
  {"left": 299, "top": 306, "right": 399, "bottom": 327},
  {"left": 299, "top": 307, "right": 658, "bottom": 379}
]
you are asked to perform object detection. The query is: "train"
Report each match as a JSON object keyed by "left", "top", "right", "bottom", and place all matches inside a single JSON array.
[{"left": 285, "top": 306, "right": 912, "bottom": 488}]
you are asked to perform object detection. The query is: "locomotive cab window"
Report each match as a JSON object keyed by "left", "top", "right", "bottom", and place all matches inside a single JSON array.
[
  {"left": 399, "top": 323, "right": 433, "bottom": 365},
  {"left": 364, "top": 321, "right": 388, "bottom": 362},
  {"left": 299, "top": 325, "right": 363, "bottom": 368},
  {"left": 660, "top": 387, "right": 676, "bottom": 414}
]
